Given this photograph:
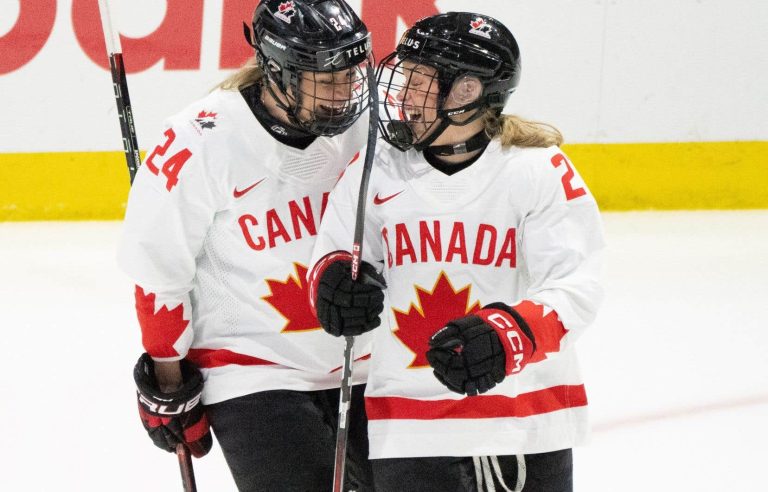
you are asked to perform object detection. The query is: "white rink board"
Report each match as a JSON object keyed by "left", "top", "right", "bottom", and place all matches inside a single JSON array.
[{"left": 1, "top": 0, "right": 767, "bottom": 154}]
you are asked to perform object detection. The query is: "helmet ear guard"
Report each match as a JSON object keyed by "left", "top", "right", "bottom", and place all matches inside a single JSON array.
[{"left": 447, "top": 75, "right": 483, "bottom": 107}]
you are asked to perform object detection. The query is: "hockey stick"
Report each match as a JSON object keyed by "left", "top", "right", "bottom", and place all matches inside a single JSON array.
[
  {"left": 332, "top": 63, "right": 380, "bottom": 492},
  {"left": 97, "top": 0, "right": 140, "bottom": 184},
  {"left": 97, "top": 2, "right": 197, "bottom": 491},
  {"left": 176, "top": 444, "right": 197, "bottom": 492}
]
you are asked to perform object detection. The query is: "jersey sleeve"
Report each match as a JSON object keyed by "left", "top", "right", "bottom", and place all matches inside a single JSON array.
[
  {"left": 117, "top": 121, "right": 224, "bottom": 361},
  {"left": 512, "top": 147, "right": 605, "bottom": 363},
  {"left": 307, "top": 150, "right": 383, "bottom": 307}
]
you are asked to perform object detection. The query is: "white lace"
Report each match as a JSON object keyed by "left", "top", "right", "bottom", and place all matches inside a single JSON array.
[{"left": 473, "top": 455, "right": 526, "bottom": 492}]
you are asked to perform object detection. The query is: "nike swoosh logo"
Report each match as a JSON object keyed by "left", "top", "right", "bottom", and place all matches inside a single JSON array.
[
  {"left": 233, "top": 178, "right": 266, "bottom": 198},
  {"left": 373, "top": 190, "right": 404, "bottom": 205}
]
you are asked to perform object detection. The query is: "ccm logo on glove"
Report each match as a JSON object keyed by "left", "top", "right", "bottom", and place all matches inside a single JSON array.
[
  {"left": 427, "top": 303, "right": 537, "bottom": 395},
  {"left": 481, "top": 312, "right": 528, "bottom": 374}
]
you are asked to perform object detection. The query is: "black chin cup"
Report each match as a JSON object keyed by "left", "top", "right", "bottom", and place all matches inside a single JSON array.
[{"left": 385, "top": 120, "right": 414, "bottom": 150}]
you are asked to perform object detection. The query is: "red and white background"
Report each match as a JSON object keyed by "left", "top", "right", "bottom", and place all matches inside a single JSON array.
[{"left": 2, "top": 0, "right": 766, "bottom": 153}]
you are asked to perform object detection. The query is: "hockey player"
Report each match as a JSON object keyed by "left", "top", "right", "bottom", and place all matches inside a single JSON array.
[
  {"left": 309, "top": 12, "right": 604, "bottom": 492},
  {"left": 118, "top": 1, "right": 377, "bottom": 490}
]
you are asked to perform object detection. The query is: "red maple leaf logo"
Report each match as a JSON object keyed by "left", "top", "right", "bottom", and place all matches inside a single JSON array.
[
  {"left": 262, "top": 263, "right": 321, "bottom": 333},
  {"left": 279, "top": 1, "right": 294, "bottom": 13},
  {"left": 135, "top": 286, "right": 189, "bottom": 358},
  {"left": 393, "top": 272, "right": 481, "bottom": 368},
  {"left": 470, "top": 18, "right": 485, "bottom": 30},
  {"left": 197, "top": 110, "right": 217, "bottom": 119}
]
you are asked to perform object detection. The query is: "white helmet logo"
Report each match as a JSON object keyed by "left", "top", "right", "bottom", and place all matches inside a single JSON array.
[
  {"left": 274, "top": 1, "right": 296, "bottom": 24},
  {"left": 469, "top": 17, "right": 492, "bottom": 39}
]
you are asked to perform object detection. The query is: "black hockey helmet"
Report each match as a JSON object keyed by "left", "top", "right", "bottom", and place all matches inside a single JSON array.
[
  {"left": 248, "top": 0, "right": 373, "bottom": 136},
  {"left": 377, "top": 12, "right": 521, "bottom": 151}
]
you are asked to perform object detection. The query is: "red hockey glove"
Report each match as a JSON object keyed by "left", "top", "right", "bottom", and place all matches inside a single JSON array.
[
  {"left": 312, "top": 252, "right": 386, "bottom": 337},
  {"left": 426, "top": 303, "right": 536, "bottom": 395},
  {"left": 133, "top": 353, "right": 212, "bottom": 458}
]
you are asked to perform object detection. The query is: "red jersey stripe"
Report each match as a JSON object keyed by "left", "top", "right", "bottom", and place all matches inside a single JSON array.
[
  {"left": 365, "top": 384, "right": 587, "bottom": 420},
  {"left": 329, "top": 353, "right": 371, "bottom": 373},
  {"left": 186, "top": 348, "right": 277, "bottom": 369}
]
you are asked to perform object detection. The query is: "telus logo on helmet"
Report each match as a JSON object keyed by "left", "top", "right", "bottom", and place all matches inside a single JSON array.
[
  {"left": 274, "top": 1, "right": 296, "bottom": 24},
  {"left": 322, "top": 37, "right": 372, "bottom": 67},
  {"left": 400, "top": 37, "right": 421, "bottom": 50},
  {"left": 469, "top": 17, "right": 492, "bottom": 39}
]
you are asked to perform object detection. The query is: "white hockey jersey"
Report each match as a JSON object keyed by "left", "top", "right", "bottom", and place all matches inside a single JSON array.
[
  {"left": 118, "top": 88, "right": 372, "bottom": 405},
  {"left": 309, "top": 141, "right": 605, "bottom": 459}
]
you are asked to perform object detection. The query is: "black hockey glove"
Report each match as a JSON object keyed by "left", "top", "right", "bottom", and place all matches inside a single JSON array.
[
  {"left": 133, "top": 353, "right": 212, "bottom": 458},
  {"left": 315, "top": 257, "right": 386, "bottom": 337},
  {"left": 426, "top": 303, "right": 536, "bottom": 396}
]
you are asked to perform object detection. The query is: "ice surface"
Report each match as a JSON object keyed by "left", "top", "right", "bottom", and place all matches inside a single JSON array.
[{"left": 1, "top": 211, "right": 766, "bottom": 491}]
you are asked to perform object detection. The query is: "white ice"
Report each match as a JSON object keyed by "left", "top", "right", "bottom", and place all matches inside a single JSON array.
[{"left": 1, "top": 211, "right": 766, "bottom": 491}]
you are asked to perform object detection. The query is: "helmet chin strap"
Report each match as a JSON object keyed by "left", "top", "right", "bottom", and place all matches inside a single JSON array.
[
  {"left": 413, "top": 98, "right": 487, "bottom": 153},
  {"left": 427, "top": 129, "right": 490, "bottom": 156},
  {"left": 412, "top": 118, "right": 451, "bottom": 152},
  {"left": 261, "top": 72, "right": 307, "bottom": 131}
]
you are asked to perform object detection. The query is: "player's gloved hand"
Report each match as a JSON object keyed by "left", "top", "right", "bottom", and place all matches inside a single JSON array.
[
  {"left": 426, "top": 303, "right": 536, "bottom": 396},
  {"left": 133, "top": 353, "right": 213, "bottom": 458},
  {"left": 315, "top": 256, "right": 386, "bottom": 337}
]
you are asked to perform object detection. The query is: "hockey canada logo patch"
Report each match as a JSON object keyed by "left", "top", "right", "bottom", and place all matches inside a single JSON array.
[
  {"left": 274, "top": 1, "right": 296, "bottom": 24},
  {"left": 469, "top": 17, "right": 492, "bottom": 39},
  {"left": 195, "top": 110, "right": 217, "bottom": 130}
]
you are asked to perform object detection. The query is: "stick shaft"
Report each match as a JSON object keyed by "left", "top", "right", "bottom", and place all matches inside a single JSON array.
[
  {"left": 332, "top": 63, "right": 380, "bottom": 492},
  {"left": 176, "top": 443, "right": 198, "bottom": 492},
  {"left": 98, "top": 3, "right": 196, "bottom": 491}
]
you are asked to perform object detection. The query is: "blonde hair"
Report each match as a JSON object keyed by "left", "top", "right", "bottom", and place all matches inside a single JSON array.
[
  {"left": 218, "top": 57, "right": 264, "bottom": 91},
  {"left": 483, "top": 111, "right": 564, "bottom": 148}
]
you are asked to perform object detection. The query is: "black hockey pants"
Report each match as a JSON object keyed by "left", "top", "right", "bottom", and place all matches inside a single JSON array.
[
  {"left": 207, "top": 384, "right": 373, "bottom": 492},
  {"left": 371, "top": 448, "right": 572, "bottom": 492}
]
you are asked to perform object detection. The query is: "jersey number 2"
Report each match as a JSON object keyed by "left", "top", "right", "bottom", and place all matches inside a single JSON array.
[
  {"left": 145, "top": 129, "right": 192, "bottom": 191},
  {"left": 551, "top": 153, "right": 586, "bottom": 201}
]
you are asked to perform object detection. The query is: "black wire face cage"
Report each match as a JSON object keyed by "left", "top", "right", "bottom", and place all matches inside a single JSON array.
[
  {"left": 377, "top": 52, "right": 490, "bottom": 152},
  {"left": 377, "top": 53, "right": 446, "bottom": 152},
  {"left": 280, "top": 57, "right": 372, "bottom": 137}
]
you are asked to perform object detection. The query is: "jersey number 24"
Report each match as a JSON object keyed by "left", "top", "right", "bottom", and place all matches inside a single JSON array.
[{"left": 145, "top": 129, "right": 192, "bottom": 192}]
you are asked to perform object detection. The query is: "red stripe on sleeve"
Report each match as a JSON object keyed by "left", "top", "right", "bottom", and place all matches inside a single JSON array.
[
  {"left": 513, "top": 300, "right": 568, "bottom": 363},
  {"left": 365, "top": 384, "right": 587, "bottom": 420}
]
